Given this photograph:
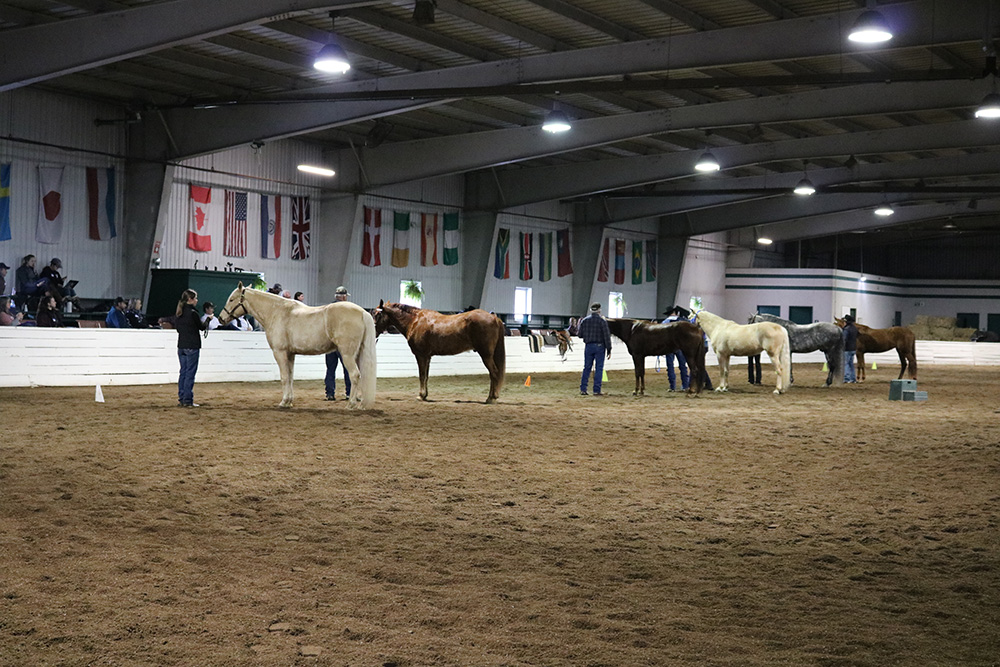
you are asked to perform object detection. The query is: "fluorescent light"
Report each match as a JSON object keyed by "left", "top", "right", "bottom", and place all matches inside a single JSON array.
[
  {"left": 297, "top": 164, "right": 336, "bottom": 177},
  {"left": 974, "top": 92, "right": 1000, "bottom": 119},
  {"left": 694, "top": 150, "right": 720, "bottom": 172},
  {"left": 793, "top": 178, "right": 816, "bottom": 195},
  {"left": 313, "top": 42, "right": 351, "bottom": 74},
  {"left": 848, "top": 10, "right": 893, "bottom": 43},
  {"left": 874, "top": 204, "right": 894, "bottom": 217},
  {"left": 542, "top": 109, "right": 571, "bottom": 133}
]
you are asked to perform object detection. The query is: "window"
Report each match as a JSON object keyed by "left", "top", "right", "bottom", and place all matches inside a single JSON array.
[
  {"left": 608, "top": 291, "right": 625, "bottom": 318},
  {"left": 399, "top": 280, "right": 422, "bottom": 307},
  {"left": 757, "top": 305, "right": 780, "bottom": 316},
  {"left": 788, "top": 306, "right": 812, "bottom": 325},
  {"left": 514, "top": 286, "right": 532, "bottom": 323},
  {"left": 956, "top": 312, "right": 980, "bottom": 330}
]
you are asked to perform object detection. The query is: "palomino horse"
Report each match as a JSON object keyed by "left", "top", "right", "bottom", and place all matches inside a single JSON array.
[
  {"left": 835, "top": 318, "right": 917, "bottom": 381},
  {"left": 606, "top": 318, "right": 706, "bottom": 396},
  {"left": 218, "top": 283, "right": 377, "bottom": 409},
  {"left": 693, "top": 310, "right": 791, "bottom": 394},
  {"left": 750, "top": 313, "right": 844, "bottom": 386},
  {"left": 373, "top": 301, "right": 505, "bottom": 403}
]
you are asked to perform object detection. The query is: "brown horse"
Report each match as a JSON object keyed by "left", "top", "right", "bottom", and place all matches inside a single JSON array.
[
  {"left": 606, "top": 318, "right": 707, "bottom": 396},
  {"left": 373, "top": 301, "right": 506, "bottom": 403},
  {"left": 836, "top": 318, "right": 917, "bottom": 381}
]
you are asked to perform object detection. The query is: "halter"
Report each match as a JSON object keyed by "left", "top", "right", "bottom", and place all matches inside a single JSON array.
[{"left": 220, "top": 289, "right": 248, "bottom": 323}]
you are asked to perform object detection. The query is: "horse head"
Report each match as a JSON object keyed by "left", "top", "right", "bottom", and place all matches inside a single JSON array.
[{"left": 217, "top": 281, "right": 248, "bottom": 327}]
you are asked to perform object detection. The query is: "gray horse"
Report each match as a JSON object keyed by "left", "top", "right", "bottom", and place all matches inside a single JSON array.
[{"left": 750, "top": 313, "right": 844, "bottom": 386}]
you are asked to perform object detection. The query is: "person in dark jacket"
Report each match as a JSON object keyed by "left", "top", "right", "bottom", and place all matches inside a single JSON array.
[
  {"left": 842, "top": 314, "right": 859, "bottom": 383},
  {"left": 35, "top": 295, "right": 64, "bottom": 327},
  {"left": 578, "top": 302, "right": 612, "bottom": 396},
  {"left": 175, "top": 288, "right": 208, "bottom": 407}
]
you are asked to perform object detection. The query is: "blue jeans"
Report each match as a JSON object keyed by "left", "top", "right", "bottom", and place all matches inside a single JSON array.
[
  {"left": 177, "top": 349, "right": 200, "bottom": 405},
  {"left": 325, "top": 351, "right": 351, "bottom": 398},
  {"left": 665, "top": 350, "right": 689, "bottom": 390},
  {"left": 580, "top": 342, "right": 606, "bottom": 394},
  {"left": 844, "top": 351, "right": 857, "bottom": 383}
]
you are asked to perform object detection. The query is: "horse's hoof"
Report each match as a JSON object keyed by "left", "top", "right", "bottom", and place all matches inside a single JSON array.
[{"left": 278, "top": 403, "right": 292, "bottom": 409}]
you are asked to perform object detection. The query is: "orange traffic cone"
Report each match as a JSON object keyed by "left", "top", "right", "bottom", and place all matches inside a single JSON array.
[{"left": 524, "top": 375, "right": 531, "bottom": 387}]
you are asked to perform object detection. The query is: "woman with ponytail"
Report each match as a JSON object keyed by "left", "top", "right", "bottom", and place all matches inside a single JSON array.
[{"left": 175, "top": 289, "right": 208, "bottom": 407}]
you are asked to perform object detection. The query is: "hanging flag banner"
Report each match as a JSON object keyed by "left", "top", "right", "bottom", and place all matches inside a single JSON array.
[
  {"left": 86, "top": 167, "right": 117, "bottom": 241},
  {"left": 260, "top": 193, "right": 281, "bottom": 259},
  {"left": 557, "top": 228, "right": 573, "bottom": 277},
  {"left": 0, "top": 163, "right": 11, "bottom": 242},
  {"left": 519, "top": 231, "right": 533, "bottom": 280},
  {"left": 291, "top": 196, "right": 311, "bottom": 260},
  {"left": 614, "top": 238, "right": 626, "bottom": 285},
  {"left": 645, "top": 239, "right": 657, "bottom": 282},
  {"left": 421, "top": 213, "right": 438, "bottom": 266},
  {"left": 391, "top": 211, "right": 410, "bottom": 267},
  {"left": 596, "top": 237, "right": 610, "bottom": 282},
  {"left": 538, "top": 232, "right": 553, "bottom": 282},
  {"left": 187, "top": 184, "right": 212, "bottom": 252},
  {"left": 223, "top": 190, "right": 248, "bottom": 257},
  {"left": 493, "top": 227, "right": 510, "bottom": 279},
  {"left": 361, "top": 206, "right": 382, "bottom": 266},
  {"left": 442, "top": 212, "right": 459, "bottom": 265},
  {"left": 632, "top": 240, "right": 643, "bottom": 285},
  {"left": 36, "top": 166, "right": 65, "bottom": 244}
]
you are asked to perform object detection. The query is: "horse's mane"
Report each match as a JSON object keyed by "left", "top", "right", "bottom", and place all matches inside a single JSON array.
[{"left": 392, "top": 303, "right": 423, "bottom": 314}]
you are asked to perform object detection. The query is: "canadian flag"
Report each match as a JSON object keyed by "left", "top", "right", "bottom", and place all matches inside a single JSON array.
[{"left": 188, "top": 184, "right": 212, "bottom": 252}]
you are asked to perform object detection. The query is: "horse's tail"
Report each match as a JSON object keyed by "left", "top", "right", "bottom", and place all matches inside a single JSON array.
[
  {"left": 356, "top": 309, "right": 378, "bottom": 409},
  {"left": 493, "top": 319, "right": 506, "bottom": 394},
  {"left": 830, "top": 332, "right": 845, "bottom": 382},
  {"left": 691, "top": 330, "right": 707, "bottom": 394},
  {"left": 778, "top": 331, "right": 792, "bottom": 391},
  {"left": 909, "top": 335, "right": 918, "bottom": 379}
]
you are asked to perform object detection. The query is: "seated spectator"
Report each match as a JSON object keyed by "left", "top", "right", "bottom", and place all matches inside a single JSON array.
[
  {"left": 201, "top": 302, "right": 220, "bottom": 330},
  {"left": 267, "top": 283, "right": 282, "bottom": 295},
  {"left": 105, "top": 296, "right": 128, "bottom": 328},
  {"left": 40, "top": 257, "right": 78, "bottom": 306},
  {"left": 294, "top": 291, "right": 305, "bottom": 303},
  {"left": 221, "top": 314, "right": 253, "bottom": 331},
  {"left": 14, "top": 254, "right": 50, "bottom": 309},
  {"left": 0, "top": 261, "right": 10, "bottom": 296},
  {"left": 35, "top": 295, "right": 64, "bottom": 327},
  {"left": 1, "top": 296, "right": 24, "bottom": 326},
  {"left": 281, "top": 290, "right": 292, "bottom": 299},
  {"left": 125, "top": 298, "right": 149, "bottom": 328}
]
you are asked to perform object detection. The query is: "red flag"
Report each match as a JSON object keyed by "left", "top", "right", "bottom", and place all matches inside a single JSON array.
[
  {"left": 291, "top": 196, "right": 310, "bottom": 260},
  {"left": 556, "top": 228, "right": 573, "bottom": 277},
  {"left": 596, "top": 237, "right": 609, "bottom": 282},
  {"left": 519, "top": 231, "right": 533, "bottom": 280},
  {"left": 36, "top": 166, "right": 65, "bottom": 244},
  {"left": 614, "top": 239, "right": 626, "bottom": 285},
  {"left": 188, "top": 185, "right": 212, "bottom": 252},
  {"left": 362, "top": 206, "right": 382, "bottom": 266},
  {"left": 421, "top": 213, "right": 438, "bottom": 266},
  {"left": 224, "top": 190, "right": 247, "bottom": 257}
]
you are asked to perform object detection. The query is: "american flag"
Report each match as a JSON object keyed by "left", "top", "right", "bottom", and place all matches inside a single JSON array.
[
  {"left": 223, "top": 190, "right": 247, "bottom": 257},
  {"left": 291, "top": 196, "right": 311, "bottom": 260}
]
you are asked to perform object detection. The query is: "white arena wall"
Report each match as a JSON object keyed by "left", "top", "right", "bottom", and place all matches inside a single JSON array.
[{"left": 2, "top": 328, "right": 999, "bottom": 389}]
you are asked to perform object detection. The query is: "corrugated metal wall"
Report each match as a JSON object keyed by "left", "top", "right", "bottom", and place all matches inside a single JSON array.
[
  {"left": 0, "top": 89, "right": 125, "bottom": 299},
  {"left": 589, "top": 220, "right": 660, "bottom": 320}
]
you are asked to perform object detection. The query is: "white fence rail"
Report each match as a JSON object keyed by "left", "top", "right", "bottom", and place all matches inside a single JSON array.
[{"left": 1, "top": 329, "right": 998, "bottom": 388}]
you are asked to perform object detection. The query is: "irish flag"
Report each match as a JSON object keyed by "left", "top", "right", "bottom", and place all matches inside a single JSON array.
[
  {"left": 442, "top": 212, "right": 459, "bottom": 265},
  {"left": 391, "top": 211, "right": 411, "bottom": 267}
]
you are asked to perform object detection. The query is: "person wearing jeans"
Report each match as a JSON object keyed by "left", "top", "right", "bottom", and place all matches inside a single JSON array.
[
  {"left": 578, "top": 302, "right": 612, "bottom": 395},
  {"left": 842, "top": 314, "right": 859, "bottom": 383},
  {"left": 324, "top": 286, "right": 353, "bottom": 400},
  {"left": 174, "top": 288, "right": 208, "bottom": 407}
]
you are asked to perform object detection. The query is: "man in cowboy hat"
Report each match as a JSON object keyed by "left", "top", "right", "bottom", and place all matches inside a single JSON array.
[
  {"left": 324, "top": 286, "right": 353, "bottom": 400},
  {"left": 842, "top": 314, "right": 859, "bottom": 383},
  {"left": 578, "top": 302, "right": 612, "bottom": 396}
]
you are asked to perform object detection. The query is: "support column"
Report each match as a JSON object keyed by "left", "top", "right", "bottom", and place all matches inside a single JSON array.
[
  {"left": 459, "top": 209, "right": 498, "bottom": 308},
  {"left": 656, "top": 219, "right": 689, "bottom": 315},
  {"left": 317, "top": 194, "right": 361, "bottom": 303},
  {"left": 571, "top": 223, "right": 603, "bottom": 316},
  {"left": 124, "top": 161, "right": 175, "bottom": 301}
]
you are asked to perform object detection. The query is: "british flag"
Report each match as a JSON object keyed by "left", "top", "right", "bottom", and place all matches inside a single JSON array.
[{"left": 291, "top": 196, "right": 310, "bottom": 260}]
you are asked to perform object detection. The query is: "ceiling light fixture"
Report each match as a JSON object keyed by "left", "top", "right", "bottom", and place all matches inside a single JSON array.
[
  {"left": 694, "top": 150, "right": 721, "bottom": 172},
  {"left": 793, "top": 178, "right": 816, "bottom": 196},
  {"left": 874, "top": 204, "right": 894, "bottom": 217},
  {"left": 756, "top": 235, "right": 773, "bottom": 245},
  {"left": 313, "top": 13, "right": 351, "bottom": 74},
  {"left": 413, "top": 0, "right": 436, "bottom": 24},
  {"left": 848, "top": 9, "right": 893, "bottom": 44},
  {"left": 974, "top": 92, "right": 1000, "bottom": 118},
  {"left": 541, "top": 109, "right": 571, "bottom": 133},
  {"left": 297, "top": 164, "right": 336, "bottom": 177}
]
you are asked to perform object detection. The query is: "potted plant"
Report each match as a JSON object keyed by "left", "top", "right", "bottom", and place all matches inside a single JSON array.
[
  {"left": 613, "top": 293, "right": 628, "bottom": 316},
  {"left": 403, "top": 280, "right": 424, "bottom": 302}
]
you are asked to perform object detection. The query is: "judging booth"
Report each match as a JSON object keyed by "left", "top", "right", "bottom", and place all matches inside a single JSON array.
[{"left": 146, "top": 269, "right": 261, "bottom": 320}]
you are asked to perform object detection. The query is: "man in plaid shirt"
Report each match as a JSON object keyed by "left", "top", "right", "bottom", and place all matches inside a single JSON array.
[{"left": 578, "top": 302, "right": 612, "bottom": 395}]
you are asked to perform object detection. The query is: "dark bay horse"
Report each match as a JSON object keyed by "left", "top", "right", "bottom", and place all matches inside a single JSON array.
[
  {"left": 606, "top": 318, "right": 706, "bottom": 396},
  {"left": 835, "top": 318, "right": 917, "bottom": 381},
  {"left": 373, "top": 301, "right": 506, "bottom": 403},
  {"left": 750, "top": 313, "right": 844, "bottom": 386}
]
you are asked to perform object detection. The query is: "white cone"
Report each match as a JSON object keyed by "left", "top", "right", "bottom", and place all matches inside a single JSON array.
[{"left": 95, "top": 384, "right": 105, "bottom": 403}]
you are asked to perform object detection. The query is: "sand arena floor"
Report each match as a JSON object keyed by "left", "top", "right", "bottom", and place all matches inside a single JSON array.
[{"left": 1, "top": 364, "right": 998, "bottom": 666}]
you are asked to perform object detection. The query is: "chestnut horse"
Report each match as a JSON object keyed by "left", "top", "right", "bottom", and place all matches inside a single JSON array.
[
  {"left": 835, "top": 318, "right": 917, "bottom": 381},
  {"left": 373, "top": 301, "right": 505, "bottom": 403},
  {"left": 606, "top": 318, "right": 706, "bottom": 396}
]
